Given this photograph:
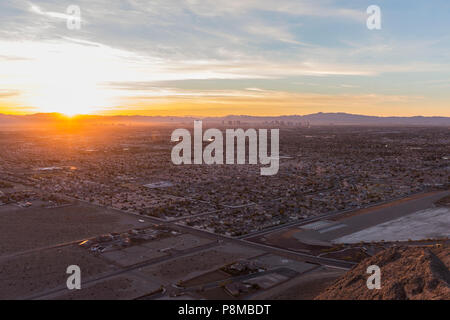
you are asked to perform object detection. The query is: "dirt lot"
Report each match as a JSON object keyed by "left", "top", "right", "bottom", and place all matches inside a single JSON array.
[
  {"left": 0, "top": 245, "right": 114, "bottom": 299},
  {"left": 251, "top": 267, "right": 345, "bottom": 300},
  {"left": 0, "top": 202, "right": 151, "bottom": 255},
  {"left": 50, "top": 272, "right": 161, "bottom": 300},
  {"left": 140, "top": 243, "right": 263, "bottom": 283},
  {"left": 181, "top": 270, "right": 231, "bottom": 288}
]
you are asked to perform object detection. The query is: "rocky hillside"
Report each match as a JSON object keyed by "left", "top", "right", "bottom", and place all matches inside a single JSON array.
[{"left": 316, "top": 246, "right": 450, "bottom": 300}]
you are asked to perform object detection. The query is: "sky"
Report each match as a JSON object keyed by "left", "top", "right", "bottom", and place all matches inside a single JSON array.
[{"left": 0, "top": 0, "right": 449, "bottom": 117}]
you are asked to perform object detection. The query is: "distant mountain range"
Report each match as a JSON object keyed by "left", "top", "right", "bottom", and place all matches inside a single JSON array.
[{"left": 1, "top": 112, "right": 450, "bottom": 126}]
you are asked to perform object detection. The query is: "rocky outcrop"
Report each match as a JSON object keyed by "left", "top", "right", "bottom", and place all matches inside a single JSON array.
[{"left": 316, "top": 246, "right": 450, "bottom": 300}]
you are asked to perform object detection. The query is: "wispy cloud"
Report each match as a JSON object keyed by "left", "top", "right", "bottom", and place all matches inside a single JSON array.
[
  {"left": 0, "top": 90, "right": 20, "bottom": 98},
  {"left": 29, "top": 3, "right": 76, "bottom": 21},
  {"left": 245, "top": 24, "right": 305, "bottom": 45}
]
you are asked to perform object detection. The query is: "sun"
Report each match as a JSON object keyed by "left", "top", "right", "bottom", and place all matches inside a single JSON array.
[
  {"left": 29, "top": 83, "right": 109, "bottom": 116},
  {"left": 25, "top": 43, "right": 115, "bottom": 116}
]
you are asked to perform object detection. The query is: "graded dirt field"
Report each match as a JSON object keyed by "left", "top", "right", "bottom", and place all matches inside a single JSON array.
[
  {"left": 100, "top": 234, "right": 214, "bottom": 267},
  {"left": 140, "top": 243, "right": 264, "bottom": 283},
  {"left": 0, "top": 202, "right": 152, "bottom": 255},
  {"left": 181, "top": 270, "right": 231, "bottom": 288},
  {"left": 250, "top": 267, "right": 345, "bottom": 300},
  {"left": 49, "top": 272, "right": 161, "bottom": 300},
  {"left": 0, "top": 245, "right": 115, "bottom": 299}
]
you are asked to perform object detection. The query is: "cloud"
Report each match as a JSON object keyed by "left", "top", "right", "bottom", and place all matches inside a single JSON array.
[
  {"left": 29, "top": 3, "right": 74, "bottom": 21},
  {"left": 97, "top": 86, "right": 430, "bottom": 117},
  {"left": 245, "top": 24, "right": 305, "bottom": 45},
  {"left": 0, "top": 54, "right": 30, "bottom": 61},
  {"left": 184, "top": 0, "right": 364, "bottom": 20},
  {"left": 0, "top": 90, "right": 20, "bottom": 98}
]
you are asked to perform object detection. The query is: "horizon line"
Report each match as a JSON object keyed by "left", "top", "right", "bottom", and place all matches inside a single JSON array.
[{"left": 2, "top": 111, "right": 450, "bottom": 119}]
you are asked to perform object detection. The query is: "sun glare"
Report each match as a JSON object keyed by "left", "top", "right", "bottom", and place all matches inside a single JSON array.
[
  {"left": 21, "top": 41, "right": 118, "bottom": 116},
  {"left": 29, "top": 83, "right": 110, "bottom": 116}
]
